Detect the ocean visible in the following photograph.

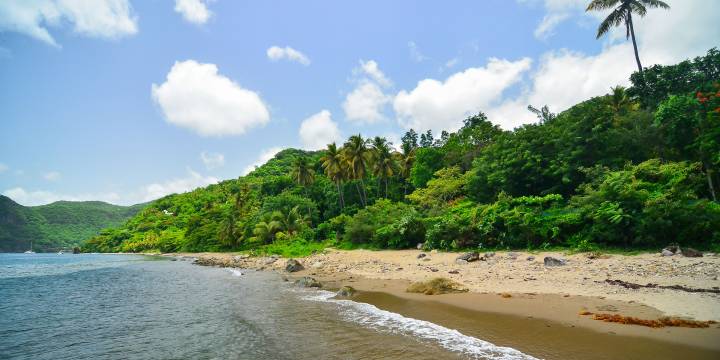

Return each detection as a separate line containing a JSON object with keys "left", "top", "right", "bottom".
{"left": 0, "top": 254, "right": 534, "bottom": 360}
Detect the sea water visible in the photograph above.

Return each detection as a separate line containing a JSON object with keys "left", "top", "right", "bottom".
{"left": 0, "top": 253, "right": 535, "bottom": 360}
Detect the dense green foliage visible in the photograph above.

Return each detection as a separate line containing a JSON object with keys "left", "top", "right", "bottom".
{"left": 0, "top": 196, "right": 144, "bottom": 252}
{"left": 83, "top": 49, "right": 720, "bottom": 254}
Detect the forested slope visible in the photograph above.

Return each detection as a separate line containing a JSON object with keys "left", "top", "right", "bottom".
{"left": 83, "top": 49, "right": 720, "bottom": 255}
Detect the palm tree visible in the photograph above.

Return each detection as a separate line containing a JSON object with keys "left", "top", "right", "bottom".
{"left": 253, "top": 216, "right": 281, "bottom": 244}
{"left": 608, "top": 85, "right": 634, "bottom": 114}
{"left": 320, "top": 143, "right": 346, "bottom": 210}
{"left": 527, "top": 105, "right": 556, "bottom": 123}
{"left": 586, "top": 0, "right": 669, "bottom": 75}
{"left": 370, "top": 136, "right": 396, "bottom": 198}
{"left": 290, "top": 155, "right": 315, "bottom": 222}
{"left": 396, "top": 142, "right": 415, "bottom": 196}
{"left": 343, "top": 134, "right": 371, "bottom": 206}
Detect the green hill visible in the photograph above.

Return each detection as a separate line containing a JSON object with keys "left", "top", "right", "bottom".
{"left": 0, "top": 196, "right": 145, "bottom": 252}
{"left": 83, "top": 50, "right": 720, "bottom": 255}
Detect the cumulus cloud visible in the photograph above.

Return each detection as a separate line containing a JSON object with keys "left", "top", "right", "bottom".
{"left": 490, "top": 0, "right": 720, "bottom": 128}
{"left": 2, "top": 187, "right": 121, "bottom": 206}
{"left": 0, "top": 0, "right": 138, "bottom": 47}
{"left": 151, "top": 60, "right": 270, "bottom": 137}
{"left": 393, "top": 57, "right": 533, "bottom": 133}
{"left": 200, "top": 151, "right": 224, "bottom": 169}
{"left": 266, "top": 46, "right": 311, "bottom": 66}
{"left": 343, "top": 60, "right": 393, "bottom": 124}
{"left": 174, "top": 0, "right": 212, "bottom": 24}
{"left": 141, "top": 169, "right": 218, "bottom": 202}
{"left": 242, "top": 147, "right": 285, "bottom": 175}
{"left": 43, "top": 171, "right": 61, "bottom": 181}
{"left": 299, "top": 110, "right": 342, "bottom": 150}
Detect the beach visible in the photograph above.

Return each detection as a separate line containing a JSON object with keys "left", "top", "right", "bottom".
{"left": 178, "top": 249, "right": 720, "bottom": 358}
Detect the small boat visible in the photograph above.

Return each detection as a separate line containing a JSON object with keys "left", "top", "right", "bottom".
{"left": 24, "top": 240, "right": 35, "bottom": 254}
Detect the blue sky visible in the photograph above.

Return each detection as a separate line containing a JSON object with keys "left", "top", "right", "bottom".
{"left": 1, "top": 0, "right": 718, "bottom": 206}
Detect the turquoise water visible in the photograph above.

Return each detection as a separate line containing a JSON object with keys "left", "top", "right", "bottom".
{"left": 0, "top": 254, "right": 534, "bottom": 360}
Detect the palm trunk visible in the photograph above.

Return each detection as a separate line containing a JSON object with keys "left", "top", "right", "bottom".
{"left": 355, "top": 181, "right": 365, "bottom": 206}
{"left": 385, "top": 178, "right": 389, "bottom": 198}
{"left": 359, "top": 179, "right": 368, "bottom": 205}
{"left": 628, "top": 12, "right": 643, "bottom": 75}
{"left": 706, "top": 167, "right": 717, "bottom": 202}
{"left": 336, "top": 181, "right": 345, "bottom": 210}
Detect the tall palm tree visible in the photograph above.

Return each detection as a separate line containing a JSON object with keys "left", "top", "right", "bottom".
{"left": 343, "top": 134, "right": 371, "bottom": 206}
{"left": 586, "top": 0, "right": 669, "bottom": 75}
{"left": 290, "top": 155, "right": 315, "bottom": 221}
{"left": 320, "top": 143, "right": 346, "bottom": 210}
{"left": 608, "top": 85, "right": 635, "bottom": 115}
{"left": 370, "top": 136, "right": 396, "bottom": 198}
{"left": 396, "top": 142, "right": 415, "bottom": 196}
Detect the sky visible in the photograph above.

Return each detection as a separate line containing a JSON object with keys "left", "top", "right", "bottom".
{"left": 0, "top": 0, "right": 718, "bottom": 206}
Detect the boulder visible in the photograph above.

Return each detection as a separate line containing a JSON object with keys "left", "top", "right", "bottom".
{"left": 526, "top": 256, "right": 535, "bottom": 261}
{"left": 311, "top": 261, "right": 325, "bottom": 269}
{"left": 662, "top": 245, "right": 681, "bottom": 255}
{"left": 285, "top": 259, "right": 304, "bottom": 272}
{"left": 457, "top": 252, "right": 480, "bottom": 262}
{"left": 681, "top": 248, "right": 703, "bottom": 257}
{"left": 661, "top": 249, "right": 675, "bottom": 257}
{"left": 543, "top": 256, "right": 566, "bottom": 267}
{"left": 295, "top": 276, "right": 321, "bottom": 288}
{"left": 337, "top": 286, "right": 356, "bottom": 297}
{"left": 417, "top": 253, "right": 427, "bottom": 259}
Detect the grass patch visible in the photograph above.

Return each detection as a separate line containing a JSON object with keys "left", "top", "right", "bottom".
{"left": 251, "top": 239, "right": 328, "bottom": 258}
{"left": 406, "top": 278, "right": 469, "bottom": 295}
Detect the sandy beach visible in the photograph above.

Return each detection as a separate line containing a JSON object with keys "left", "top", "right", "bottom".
{"left": 172, "top": 249, "right": 720, "bottom": 356}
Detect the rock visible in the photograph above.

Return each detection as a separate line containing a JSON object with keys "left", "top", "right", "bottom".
{"left": 311, "top": 261, "right": 325, "bottom": 269}
{"left": 484, "top": 252, "right": 496, "bottom": 258}
{"left": 264, "top": 257, "right": 278, "bottom": 265}
{"left": 233, "top": 254, "right": 250, "bottom": 261}
{"left": 448, "top": 269, "right": 460, "bottom": 274}
{"left": 416, "top": 243, "right": 424, "bottom": 250}
{"left": 681, "top": 248, "right": 703, "bottom": 257}
{"left": 295, "top": 276, "right": 321, "bottom": 288}
{"left": 526, "top": 256, "right": 535, "bottom": 261}
{"left": 422, "top": 257, "right": 431, "bottom": 262}
{"left": 507, "top": 252, "right": 518, "bottom": 260}
{"left": 417, "top": 253, "right": 427, "bottom": 259}
{"left": 543, "top": 256, "right": 566, "bottom": 267}
{"left": 455, "top": 259, "right": 468, "bottom": 265}
{"left": 457, "top": 252, "right": 480, "bottom": 262}
{"left": 285, "top": 259, "right": 304, "bottom": 272}
{"left": 337, "top": 286, "right": 356, "bottom": 297}
{"left": 661, "top": 249, "right": 675, "bottom": 257}
{"left": 430, "top": 268, "right": 439, "bottom": 272}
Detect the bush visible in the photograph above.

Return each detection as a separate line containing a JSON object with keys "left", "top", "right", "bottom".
{"left": 343, "top": 199, "right": 424, "bottom": 248}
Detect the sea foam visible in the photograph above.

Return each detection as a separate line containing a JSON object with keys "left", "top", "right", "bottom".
{"left": 225, "top": 268, "right": 243, "bottom": 277}
{"left": 300, "top": 290, "right": 539, "bottom": 360}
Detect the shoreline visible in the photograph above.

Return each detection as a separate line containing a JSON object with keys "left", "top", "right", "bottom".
{"left": 161, "top": 249, "right": 720, "bottom": 354}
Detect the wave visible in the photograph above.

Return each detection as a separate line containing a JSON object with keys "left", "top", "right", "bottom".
{"left": 225, "top": 268, "right": 243, "bottom": 277}
{"left": 300, "top": 290, "right": 538, "bottom": 360}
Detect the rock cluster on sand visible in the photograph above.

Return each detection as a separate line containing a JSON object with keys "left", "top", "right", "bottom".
{"left": 456, "top": 252, "right": 479, "bottom": 262}
{"left": 661, "top": 245, "right": 703, "bottom": 258}
{"left": 337, "top": 286, "right": 356, "bottom": 297}
{"left": 285, "top": 259, "right": 304, "bottom": 272}
{"left": 544, "top": 256, "right": 567, "bottom": 266}
{"left": 407, "top": 277, "right": 469, "bottom": 295}
{"left": 295, "top": 276, "right": 321, "bottom": 288}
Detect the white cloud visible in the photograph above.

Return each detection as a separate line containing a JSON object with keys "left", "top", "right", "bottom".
{"left": 355, "top": 59, "right": 391, "bottom": 87}
{"left": 408, "top": 41, "right": 427, "bottom": 62}
{"left": 343, "top": 60, "right": 393, "bottom": 124}
{"left": 343, "top": 82, "right": 391, "bottom": 124}
{"left": 266, "top": 46, "right": 311, "bottom": 66}
{"left": 490, "top": 0, "right": 720, "bottom": 129}
{"left": 2, "top": 187, "right": 121, "bottom": 206}
{"left": 174, "top": 0, "right": 212, "bottom": 24}
{"left": 0, "top": 163, "right": 7, "bottom": 173}
{"left": 444, "top": 57, "right": 459, "bottom": 69}
{"left": 534, "top": 13, "right": 570, "bottom": 39}
{"left": 151, "top": 60, "right": 270, "bottom": 137}
{"left": 393, "top": 57, "right": 533, "bottom": 133}
{"left": 200, "top": 151, "right": 224, "bottom": 170}
{"left": 299, "top": 110, "right": 342, "bottom": 150}
{"left": 0, "top": 0, "right": 138, "bottom": 47}
{"left": 141, "top": 168, "right": 218, "bottom": 202}
{"left": 43, "top": 171, "right": 61, "bottom": 181}
{"left": 518, "top": 0, "right": 589, "bottom": 40}
{"left": 242, "top": 147, "right": 285, "bottom": 175}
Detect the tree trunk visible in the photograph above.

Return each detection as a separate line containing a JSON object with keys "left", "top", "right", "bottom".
{"left": 628, "top": 12, "right": 643, "bottom": 75}
{"left": 707, "top": 167, "right": 717, "bottom": 202}
{"left": 359, "top": 179, "right": 368, "bottom": 205}
{"left": 336, "top": 181, "right": 345, "bottom": 210}
{"left": 385, "top": 178, "right": 389, "bottom": 198}
{"left": 304, "top": 187, "right": 312, "bottom": 226}
{"left": 355, "top": 182, "right": 365, "bottom": 207}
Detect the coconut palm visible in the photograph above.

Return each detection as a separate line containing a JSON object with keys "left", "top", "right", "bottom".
{"left": 320, "top": 143, "right": 346, "bottom": 210}
{"left": 527, "top": 105, "right": 556, "bottom": 123}
{"left": 370, "top": 136, "right": 397, "bottom": 198}
{"left": 253, "top": 216, "right": 281, "bottom": 244}
{"left": 608, "top": 85, "right": 635, "bottom": 114}
{"left": 396, "top": 142, "right": 415, "bottom": 196}
{"left": 290, "top": 155, "right": 315, "bottom": 222}
{"left": 586, "top": 0, "right": 669, "bottom": 75}
{"left": 343, "top": 134, "right": 371, "bottom": 206}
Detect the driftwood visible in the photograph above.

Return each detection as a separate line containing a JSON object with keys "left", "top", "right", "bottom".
{"left": 604, "top": 279, "right": 720, "bottom": 294}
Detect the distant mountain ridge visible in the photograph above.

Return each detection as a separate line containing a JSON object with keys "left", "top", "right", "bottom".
{"left": 0, "top": 195, "right": 145, "bottom": 252}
